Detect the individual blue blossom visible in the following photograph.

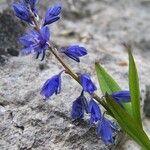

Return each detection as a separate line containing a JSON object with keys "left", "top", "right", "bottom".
{"left": 111, "top": 90, "right": 131, "bottom": 103}
{"left": 97, "top": 117, "right": 115, "bottom": 144}
{"left": 12, "top": 2, "right": 31, "bottom": 23}
{"left": 22, "top": 0, "right": 39, "bottom": 17}
{"left": 61, "top": 45, "right": 87, "bottom": 62}
{"left": 40, "top": 71, "right": 63, "bottom": 99}
{"left": 22, "top": 0, "right": 38, "bottom": 9}
{"left": 71, "top": 91, "right": 89, "bottom": 120}
{"left": 12, "top": 0, "right": 38, "bottom": 23}
{"left": 89, "top": 99, "right": 101, "bottom": 123}
{"left": 20, "top": 26, "right": 50, "bottom": 60}
{"left": 80, "top": 74, "right": 97, "bottom": 94}
{"left": 44, "top": 4, "right": 62, "bottom": 26}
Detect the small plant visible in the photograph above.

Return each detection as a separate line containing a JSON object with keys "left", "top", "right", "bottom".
{"left": 12, "top": 0, "right": 150, "bottom": 149}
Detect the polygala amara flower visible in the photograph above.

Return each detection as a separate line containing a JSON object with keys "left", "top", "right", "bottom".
{"left": 12, "top": 0, "right": 129, "bottom": 147}
{"left": 89, "top": 99, "right": 101, "bottom": 123}
{"left": 61, "top": 45, "right": 87, "bottom": 62}
{"left": 97, "top": 117, "right": 115, "bottom": 144}
{"left": 12, "top": 3, "right": 31, "bottom": 23}
{"left": 12, "top": 0, "right": 38, "bottom": 23}
{"left": 44, "top": 4, "right": 62, "bottom": 26}
{"left": 71, "top": 91, "right": 89, "bottom": 120}
{"left": 20, "top": 26, "right": 50, "bottom": 60}
{"left": 80, "top": 74, "right": 97, "bottom": 94}
{"left": 23, "top": 0, "right": 39, "bottom": 16}
{"left": 111, "top": 90, "right": 131, "bottom": 103}
{"left": 40, "top": 71, "right": 63, "bottom": 99}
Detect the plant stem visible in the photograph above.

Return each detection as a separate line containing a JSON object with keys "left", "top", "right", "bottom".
{"left": 48, "top": 44, "right": 110, "bottom": 111}
{"left": 31, "top": 15, "right": 112, "bottom": 113}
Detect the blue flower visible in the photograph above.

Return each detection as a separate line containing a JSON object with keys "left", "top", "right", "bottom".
{"left": 97, "top": 117, "right": 115, "bottom": 144}
{"left": 71, "top": 91, "right": 89, "bottom": 120}
{"left": 28, "top": 0, "right": 38, "bottom": 7}
{"left": 80, "top": 74, "right": 97, "bottom": 94}
{"left": 20, "top": 26, "right": 50, "bottom": 60}
{"left": 12, "top": 0, "right": 39, "bottom": 23}
{"left": 61, "top": 45, "right": 87, "bottom": 62}
{"left": 12, "top": 3, "right": 31, "bottom": 23}
{"left": 40, "top": 71, "right": 63, "bottom": 99}
{"left": 23, "top": 0, "right": 38, "bottom": 17}
{"left": 44, "top": 4, "right": 62, "bottom": 26}
{"left": 89, "top": 99, "right": 101, "bottom": 123}
{"left": 111, "top": 90, "right": 131, "bottom": 103}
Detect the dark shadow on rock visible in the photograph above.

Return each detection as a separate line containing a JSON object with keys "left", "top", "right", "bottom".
{"left": 0, "top": 8, "right": 26, "bottom": 65}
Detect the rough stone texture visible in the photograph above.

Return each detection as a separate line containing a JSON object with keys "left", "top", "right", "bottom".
{"left": 1, "top": 0, "right": 150, "bottom": 150}
{"left": 0, "top": 9, "right": 25, "bottom": 65}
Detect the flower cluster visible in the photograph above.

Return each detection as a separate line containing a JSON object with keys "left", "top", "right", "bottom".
{"left": 12, "top": 0, "right": 131, "bottom": 145}
{"left": 71, "top": 90, "right": 130, "bottom": 144}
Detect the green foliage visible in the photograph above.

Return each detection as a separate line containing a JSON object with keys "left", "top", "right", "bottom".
{"left": 128, "top": 46, "right": 142, "bottom": 127}
{"left": 95, "top": 63, "right": 120, "bottom": 94}
{"left": 105, "top": 95, "right": 150, "bottom": 149}
{"left": 95, "top": 48, "right": 150, "bottom": 149}
{"left": 95, "top": 63, "right": 132, "bottom": 114}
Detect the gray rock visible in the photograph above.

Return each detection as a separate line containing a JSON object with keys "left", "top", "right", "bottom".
{"left": 0, "top": 55, "right": 122, "bottom": 150}
{"left": 0, "top": 9, "right": 26, "bottom": 65}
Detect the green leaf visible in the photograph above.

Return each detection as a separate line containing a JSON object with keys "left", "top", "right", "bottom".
{"left": 95, "top": 63, "right": 121, "bottom": 94}
{"left": 95, "top": 63, "right": 132, "bottom": 114}
{"left": 128, "top": 47, "right": 142, "bottom": 127}
{"left": 105, "top": 95, "right": 150, "bottom": 149}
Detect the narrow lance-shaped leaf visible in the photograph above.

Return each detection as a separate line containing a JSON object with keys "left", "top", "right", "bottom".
{"left": 105, "top": 95, "right": 150, "bottom": 149}
{"left": 95, "top": 63, "right": 132, "bottom": 114}
{"left": 128, "top": 46, "right": 142, "bottom": 128}
{"left": 95, "top": 63, "right": 120, "bottom": 94}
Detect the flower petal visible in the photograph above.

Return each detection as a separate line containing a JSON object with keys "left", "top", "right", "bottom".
{"left": 40, "top": 26, "right": 50, "bottom": 42}
{"left": 64, "top": 52, "right": 80, "bottom": 62}
{"left": 12, "top": 3, "right": 31, "bottom": 23}
{"left": 40, "top": 72, "right": 62, "bottom": 98}
{"left": 71, "top": 91, "right": 89, "bottom": 120}
{"left": 61, "top": 45, "right": 87, "bottom": 62}
{"left": 21, "top": 47, "right": 33, "bottom": 55}
{"left": 89, "top": 99, "right": 101, "bottom": 123}
{"left": 67, "top": 45, "right": 87, "bottom": 56}
{"left": 97, "top": 117, "right": 114, "bottom": 144}
{"left": 71, "top": 97, "right": 84, "bottom": 120}
{"left": 80, "top": 74, "right": 97, "bottom": 94}
{"left": 44, "top": 4, "right": 62, "bottom": 25}
{"left": 111, "top": 90, "right": 131, "bottom": 103}
{"left": 19, "top": 35, "right": 34, "bottom": 47}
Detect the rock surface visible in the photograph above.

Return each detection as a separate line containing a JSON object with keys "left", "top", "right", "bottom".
{"left": 1, "top": 0, "right": 150, "bottom": 150}
{"left": 0, "top": 9, "right": 25, "bottom": 65}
